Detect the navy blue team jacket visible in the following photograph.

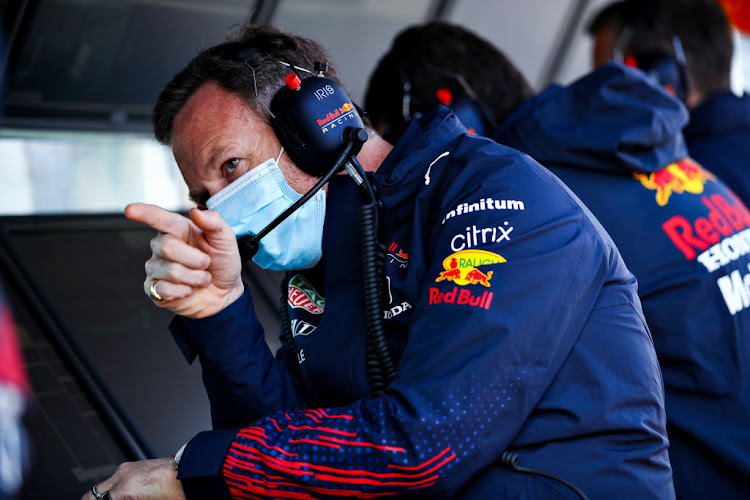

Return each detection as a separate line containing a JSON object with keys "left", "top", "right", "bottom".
{"left": 495, "top": 62, "right": 750, "bottom": 499}
{"left": 169, "top": 106, "right": 674, "bottom": 499}
{"left": 683, "top": 90, "right": 750, "bottom": 205}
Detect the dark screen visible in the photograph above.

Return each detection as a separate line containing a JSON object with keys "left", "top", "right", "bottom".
{"left": 0, "top": 213, "right": 282, "bottom": 499}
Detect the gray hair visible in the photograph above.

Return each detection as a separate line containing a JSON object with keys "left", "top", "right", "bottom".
{"left": 152, "top": 24, "right": 342, "bottom": 145}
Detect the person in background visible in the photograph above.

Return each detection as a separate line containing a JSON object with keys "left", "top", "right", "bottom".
{"left": 657, "top": 0, "right": 749, "bottom": 204}
{"left": 82, "top": 23, "right": 673, "bottom": 499}
{"left": 0, "top": 26, "right": 31, "bottom": 500}
{"left": 588, "top": 0, "right": 750, "bottom": 204}
{"left": 586, "top": 0, "right": 629, "bottom": 68}
{"left": 365, "top": 19, "right": 750, "bottom": 500}
{"left": 0, "top": 285, "right": 30, "bottom": 500}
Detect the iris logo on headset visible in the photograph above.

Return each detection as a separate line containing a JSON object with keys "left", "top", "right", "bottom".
{"left": 204, "top": 43, "right": 368, "bottom": 269}
{"left": 399, "top": 63, "right": 496, "bottom": 137}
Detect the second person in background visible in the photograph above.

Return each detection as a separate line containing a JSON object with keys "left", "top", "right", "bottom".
{"left": 365, "top": 18, "right": 750, "bottom": 499}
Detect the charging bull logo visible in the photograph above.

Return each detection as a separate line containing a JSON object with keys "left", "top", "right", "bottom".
{"left": 633, "top": 158, "right": 715, "bottom": 206}
{"left": 387, "top": 242, "right": 409, "bottom": 268}
{"left": 435, "top": 249, "right": 506, "bottom": 287}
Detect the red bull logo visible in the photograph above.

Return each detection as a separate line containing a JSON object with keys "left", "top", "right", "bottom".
{"left": 663, "top": 192, "right": 750, "bottom": 261}
{"left": 317, "top": 103, "right": 356, "bottom": 127}
{"left": 435, "top": 249, "right": 505, "bottom": 287}
{"left": 429, "top": 287, "right": 494, "bottom": 309}
{"left": 387, "top": 242, "right": 409, "bottom": 268}
{"left": 633, "top": 158, "right": 715, "bottom": 206}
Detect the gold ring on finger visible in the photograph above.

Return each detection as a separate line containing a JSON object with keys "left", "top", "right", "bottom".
{"left": 149, "top": 281, "right": 163, "bottom": 302}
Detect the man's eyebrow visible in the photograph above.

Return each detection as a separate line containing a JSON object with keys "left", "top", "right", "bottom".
{"left": 207, "top": 145, "right": 235, "bottom": 168}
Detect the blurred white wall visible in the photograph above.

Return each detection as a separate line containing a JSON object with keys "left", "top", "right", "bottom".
{"left": 450, "top": 0, "right": 579, "bottom": 90}
{"left": 2, "top": 0, "right": 749, "bottom": 216}
{"left": 274, "top": 0, "right": 433, "bottom": 102}
{"left": 0, "top": 130, "right": 192, "bottom": 215}
{"left": 734, "top": 32, "right": 750, "bottom": 94}
{"left": 273, "top": 0, "right": 607, "bottom": 100}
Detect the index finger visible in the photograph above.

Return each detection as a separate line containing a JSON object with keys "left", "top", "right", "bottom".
{"left": 125, "top": 203, "right": 190, "bottom": 239}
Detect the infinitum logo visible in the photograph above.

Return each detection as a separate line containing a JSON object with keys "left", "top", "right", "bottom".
{"left": 441, "top": 198, "right": 525, "bottom": 224}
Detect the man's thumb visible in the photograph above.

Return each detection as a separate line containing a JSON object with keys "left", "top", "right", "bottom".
{"left": 189, "top": 209, "right": 237, "bottom": 248}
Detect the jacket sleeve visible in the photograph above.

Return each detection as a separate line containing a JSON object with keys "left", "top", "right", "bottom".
{"left": 170, "top": 282, "right": 308, "bottom": 429}
{"left": 176, "top": 154, "right": 617, "bottom": 499}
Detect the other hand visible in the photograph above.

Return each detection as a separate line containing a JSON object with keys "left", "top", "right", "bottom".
{"left": 82, "top": 458, "right": 185, "bottom": 500}
{"left": 125, "top": 203, "right": 244, "bottom": 318}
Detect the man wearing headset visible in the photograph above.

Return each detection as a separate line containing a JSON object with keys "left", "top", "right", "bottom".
{"left": 586, "top": 0, "right": 629, "bottom": 69}
{"left": 365, "top": 19, "right": 750, "bottom": 500}
{"left": 654, "top": 0, "right": 750, "bottom": 205}
{"left": 0, "top": 30, "right": 31, "bottom": 500}
{"left": 83, "top": 23, "right": 674, "bottom": 499}
{"left": 588, "top": 0, "right": 750, "bottom": 205}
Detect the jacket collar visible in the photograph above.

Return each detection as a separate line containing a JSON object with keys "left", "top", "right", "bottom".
{"left": 374, "top": 107, "right": 467, "bottom": 208}
{"left": 494, "top": 62, "right": 689, "bottom": 174}
{"left": 684, "top": 91, "right": 750, "bottom": 141}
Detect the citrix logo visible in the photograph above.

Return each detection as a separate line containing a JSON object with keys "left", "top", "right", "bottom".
{"left": 451, "top": 223, "right": 513, "bottom": 252}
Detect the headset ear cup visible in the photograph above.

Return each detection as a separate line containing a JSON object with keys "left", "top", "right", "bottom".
{"left": 445, "top": 92, "right": 491, "bottom": 137}
{"left": 271, "top": 118, "right": 305, "bottom": 150}
{"left": 624, "top": 55, "right": 639, "bottom": 68}
{"left": 616, "top": 29, "right": 690, "bottom": 104}
{"left": 631, "top": 51, "right": 688, "bottom": 103}
{"left": 270, "top": 75, "right": 365, "bottom": 177}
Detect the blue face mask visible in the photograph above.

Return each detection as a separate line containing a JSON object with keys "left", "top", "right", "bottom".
{"left": 206, "top": 150, "right": 326, "bottom": 271}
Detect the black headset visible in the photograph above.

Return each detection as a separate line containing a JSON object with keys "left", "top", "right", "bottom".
{"left": 399, "top": 62, "right": 496, "bottom": 137}
{"left": 611, "top": 2, "right": 691, "bottom": 103}
{"left": 219, "top": 42, "right": 366, "bottom": 177}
